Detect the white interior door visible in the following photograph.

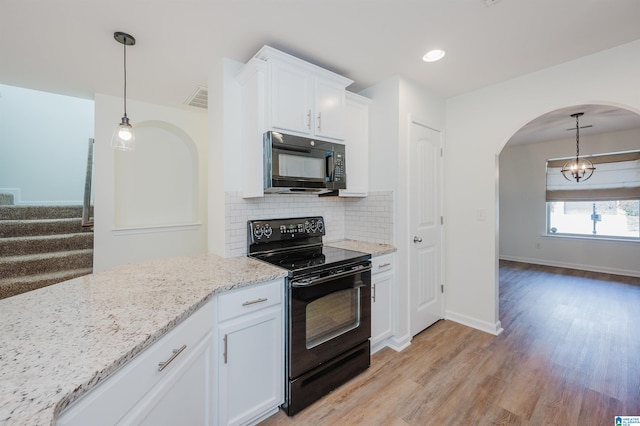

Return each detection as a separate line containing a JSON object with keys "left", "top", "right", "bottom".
{"left": 409, "top": 118, "right": 443, "bottom": 337}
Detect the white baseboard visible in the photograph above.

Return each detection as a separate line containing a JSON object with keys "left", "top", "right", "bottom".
{"left": 387, "top": 334, "right": 412, "bottom": 352}
{"left": 499, "top": 255, "right": 640, "bottom": 278}
{"left": 445, "top": 310, "right": 503, "bottom": 336}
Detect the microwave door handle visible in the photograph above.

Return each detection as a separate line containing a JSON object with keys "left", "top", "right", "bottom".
{"left": 326, "top": 152, "right": 334, "bottom": 182}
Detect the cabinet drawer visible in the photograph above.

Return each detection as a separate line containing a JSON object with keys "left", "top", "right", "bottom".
{"left": 372, "top": 254, "right": 394, "bottom": 275}
{"left": 218, "top": 279, "right": 283, "bottom": 322}
{"left": 57, "top": 302, "right": 214, "bottom": 426}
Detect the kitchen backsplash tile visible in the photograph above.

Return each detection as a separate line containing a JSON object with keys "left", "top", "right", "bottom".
{"left": 224, "top": 191, "right": 393, "bottom": 257}
{"left": 344, "top": 191, "right": 394, "bottom": 244}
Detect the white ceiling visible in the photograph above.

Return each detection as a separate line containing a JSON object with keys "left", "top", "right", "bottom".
{"left": 2, "top": 0, "right": 640, "bottom": 142}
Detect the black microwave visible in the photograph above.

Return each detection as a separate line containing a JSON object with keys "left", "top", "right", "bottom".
{"left": 263, "top": 131, "right": 346, "bottom": 194}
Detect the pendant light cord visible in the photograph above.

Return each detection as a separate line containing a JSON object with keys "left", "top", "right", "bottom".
{"left": 123, "top": 41, "right": 128, "bottom": 118}
{"left": 575, "top": 113, "right": 580, "bottom": 160}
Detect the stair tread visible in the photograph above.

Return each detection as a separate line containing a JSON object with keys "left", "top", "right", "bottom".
{"left": 1, "top": 233, "right": 93, "bottom": 242}
{"left": 0, "top": 249, "right": 94, "bottom": 264}
{"left": 0, "top": 268, "right": 93, "bottom": 286}
{"left": 0, "top": 205, "right": 85, "bottom": 220}
{"left": 1, "top": 217, "right": 81, "bottom": 224}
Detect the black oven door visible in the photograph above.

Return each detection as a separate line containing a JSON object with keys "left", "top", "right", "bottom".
{"left": 288, "top": 264, "right": 371, "bottom": 379}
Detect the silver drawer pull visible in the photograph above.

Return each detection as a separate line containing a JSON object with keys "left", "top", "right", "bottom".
{"left": 158, "top": 345, "right": 187, "bottom": 372}
{"left": 242, "top": 297, "right": 268, "bottom": 306}
{"left": 378, "top": 263, "right": 391, "bottom": 268}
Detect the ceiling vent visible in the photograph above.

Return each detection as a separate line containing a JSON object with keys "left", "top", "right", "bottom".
{"left": 185, "top": 85, "right": 208, "bottom": 109}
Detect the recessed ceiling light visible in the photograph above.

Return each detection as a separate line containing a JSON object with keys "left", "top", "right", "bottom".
{"left": 423, "top": 49, "right": 446, "bottom": 62}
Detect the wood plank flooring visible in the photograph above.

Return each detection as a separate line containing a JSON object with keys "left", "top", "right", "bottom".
{"left": 260, "top": 261, "right": 640, "bottom": 425}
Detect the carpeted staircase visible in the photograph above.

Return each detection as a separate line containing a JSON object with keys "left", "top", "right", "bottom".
{"left": 0, "top": 201, "right": 93, "bottom": 299}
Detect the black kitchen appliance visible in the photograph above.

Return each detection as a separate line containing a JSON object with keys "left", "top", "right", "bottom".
{"left": 248, "top": 216, "right": 371, "bottom": 415}
{"left": 263, "top": 131, "right": 347, "bottom": 194}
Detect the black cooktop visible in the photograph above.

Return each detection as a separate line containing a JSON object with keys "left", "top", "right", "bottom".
{"left": 251, "top": 245, "right": 370, "bottom": 277}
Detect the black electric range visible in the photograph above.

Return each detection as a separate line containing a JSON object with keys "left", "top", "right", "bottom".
{"left": 247, "top": 216, "right": 372, "bottom": 416}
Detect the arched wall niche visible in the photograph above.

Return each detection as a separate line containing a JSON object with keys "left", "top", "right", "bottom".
{"left": 114, "top": 120, "right": 199, "bottom": 229}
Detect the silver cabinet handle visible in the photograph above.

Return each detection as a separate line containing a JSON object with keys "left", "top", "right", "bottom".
{"left": 378, "top": 263, "right": 391, "bottom": 268}
{"left": 223, "top": 335, "right": 228, "bottom": 364}
{"left": 158, "top": 344, "right": 187, "bottom": 371}
{"left": 307, "top": 110, "right": 312, "bottom": 129}
{"left": 372, "top": 283, "right": 376, "bottom": 303}
{"left": 317, "top": 111, "right": 322, "bottom": 132}
{"left": 242, "top": 297, "right": 267, "bottom": 306}
{"left": 413, "top": 236, "right": 423, "bottom": 243}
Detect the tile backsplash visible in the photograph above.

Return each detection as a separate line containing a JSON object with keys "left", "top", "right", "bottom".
{"left": 224, "top": 190, "right": 393, "bottom": 257}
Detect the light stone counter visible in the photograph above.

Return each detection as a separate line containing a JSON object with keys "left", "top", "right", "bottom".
{"left": 326, "top": 239, "right": 396, "bottom": 257}
{"left": 0, "top": 253, "right": 287, "bottom": 426}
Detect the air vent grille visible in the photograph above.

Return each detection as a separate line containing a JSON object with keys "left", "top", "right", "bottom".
{"left": 185, "top": 86, "right": 208, "bottom": 109}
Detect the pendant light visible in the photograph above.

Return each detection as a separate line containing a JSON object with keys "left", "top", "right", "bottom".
{"left": 111, "top": 32, "right": 136, "bottom": 151}
{"left": 561, "top": 112, "right": 595, "bottom": 182}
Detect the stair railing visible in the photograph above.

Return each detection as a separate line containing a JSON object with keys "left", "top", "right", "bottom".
{"left": 82, "top": 138, "right": 94, "bottom": 228}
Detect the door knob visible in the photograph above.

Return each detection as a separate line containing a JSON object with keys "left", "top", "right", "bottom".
{"left": 413, "top": 236, "right": 423, "bottom": 243}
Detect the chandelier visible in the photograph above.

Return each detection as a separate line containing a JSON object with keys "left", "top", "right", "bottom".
{"left": 561, "top": 112, "right": 595, "bottom": 182}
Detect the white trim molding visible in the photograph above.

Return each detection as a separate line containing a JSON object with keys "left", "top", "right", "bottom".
{"left": 445, "top": 310, "right": 504, "bottom": 336}
{"left": 499, "top": 255, "right": 640, "bottom": 278}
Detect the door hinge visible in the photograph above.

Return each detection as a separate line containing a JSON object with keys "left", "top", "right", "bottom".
{"left": 440, "top": 216, "right": 444, "bottom": 225}
{"left": 441, "top": 284, "right": 444, "bottom": 293}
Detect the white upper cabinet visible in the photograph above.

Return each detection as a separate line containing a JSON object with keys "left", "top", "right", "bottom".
{"left": 254, "top": 46, "right": 353, "bottom": 142}
{"left": 237, "top": 46, "right": 355, "bottom": 197}
{"left": 312, "top": 77, "right": 347, "bottom": 140}
{"left": 270, "top": 59, "right": 313, "bottom": 136}
{"left": 339, "top": 92, "right": 370, "bottom": 197}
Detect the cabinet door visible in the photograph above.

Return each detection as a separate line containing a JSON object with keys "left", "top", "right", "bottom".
{"left": 122, "top": 333, "right": 214, "bottom": 426}
{"left": 371, "top": 271, "right": 393, "bottom": 350}
{"left": 218, "top": 307, "right": 283, "bottom": 426}
{"left": 270, "top": 59, "right": 312, "bottom": 135}
{"left": 340, "top": 93, "right": 369, "bottom": 197}
{"left": 314, "top": 78, "right": 346, "bottom": 140}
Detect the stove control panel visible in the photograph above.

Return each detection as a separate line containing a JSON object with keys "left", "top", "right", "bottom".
{"left": 248, "top": 216, "right": 325, "bottom": 244}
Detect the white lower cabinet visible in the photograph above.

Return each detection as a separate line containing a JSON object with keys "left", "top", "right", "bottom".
{"left": 371, "top": 254, "right": 395, "bottom": 353}
{"left": 216, "top": 279, "right": 284, "bottom": 426}
{"left": 56, "top": 301, "right": 216, "bottom": 426}
{"left": 56, "top": 278, "right": 285, "bottom": 426}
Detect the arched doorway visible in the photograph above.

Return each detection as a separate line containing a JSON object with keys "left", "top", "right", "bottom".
{"left": 497, "top": 103, "right": 640, "bottom": 326}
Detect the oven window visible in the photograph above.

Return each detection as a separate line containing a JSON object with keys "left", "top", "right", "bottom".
{"left": 278, "top": 153, "right": 325, "bottom": 179}
{"left": 306, "top": 288, "right": 360, "bottom": 348}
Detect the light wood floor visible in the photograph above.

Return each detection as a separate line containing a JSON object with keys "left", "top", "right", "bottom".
{"left": 260, "top": 261, "right": 640, "bottom": 425}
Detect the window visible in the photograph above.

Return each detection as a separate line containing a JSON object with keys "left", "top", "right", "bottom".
{"left": 546, "top": 151, "right": 640, "bottom": 239}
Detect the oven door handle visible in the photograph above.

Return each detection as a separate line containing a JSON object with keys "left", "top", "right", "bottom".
{"left": 291, "top": 264, "right": 372, "bottom": 288}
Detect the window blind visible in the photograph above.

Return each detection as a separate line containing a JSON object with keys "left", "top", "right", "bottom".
{"left": 546, "top": 151, "right": 640, "bottom": 201}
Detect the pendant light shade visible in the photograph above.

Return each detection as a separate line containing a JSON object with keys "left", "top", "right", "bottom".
{"left": 560, "top": 112, "right": 595, "bottom": 182}
{"left": 111, "top": 32, "right": 136, "bottom": 151}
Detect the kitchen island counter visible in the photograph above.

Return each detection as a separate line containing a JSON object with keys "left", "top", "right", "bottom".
{"left": 0, "top": 254, "right": 287, "bottom": 426}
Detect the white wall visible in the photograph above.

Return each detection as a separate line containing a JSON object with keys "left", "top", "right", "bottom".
{"left": 500, "top": 127, "right": 640, "bottom": 277}
{"left": 445, "top": 39, "right": 640, "bottom": 332}
{"left": 0, "top": 84, "right": 94, "bottom": 204}
{"left": 93, "top": 94, "right": 208, "bottom": 271}
{"left": 362, "top": 76, "right": 446, "bottom": 347}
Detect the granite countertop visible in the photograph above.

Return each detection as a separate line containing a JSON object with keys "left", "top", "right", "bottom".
{"left": 326, "top": 239, "right": 396, "bottom": 257}
{"left": 0, "top": 253, "right": 287, "bottom": 426}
